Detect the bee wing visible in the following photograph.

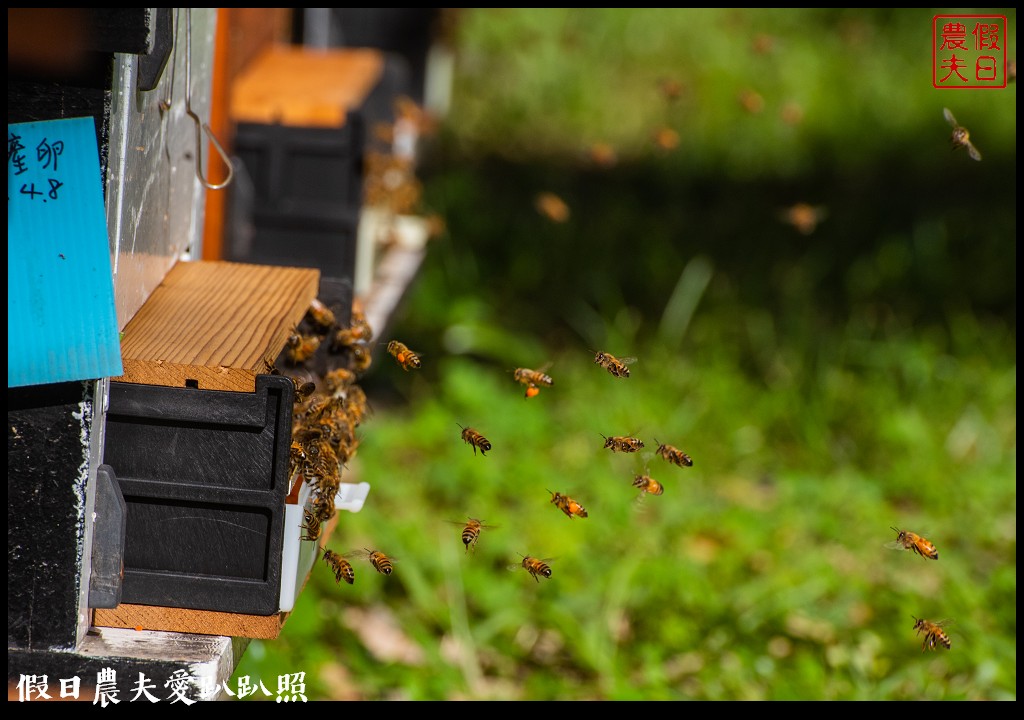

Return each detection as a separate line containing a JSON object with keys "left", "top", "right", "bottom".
{"left": 967, "top": 143, "right": 982, "bottom": 161}
{"left": 633, "top": 491, "right": 652, "bottom": 513}
{"left": 619, "top": 357, "right": 638, "bottom": 365}
{"left": 943, "top": 107, "right": 957, "bottom": 126}
{"left": 883, "top": 540, "right": 904, "bottom": 550}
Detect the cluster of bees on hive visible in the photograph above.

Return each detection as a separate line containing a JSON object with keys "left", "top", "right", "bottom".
{"left": 264, "top": 297, "right": 394, "bottom": 585}
{"left": 273, "top": 96, "right": 444, "bottom": 584}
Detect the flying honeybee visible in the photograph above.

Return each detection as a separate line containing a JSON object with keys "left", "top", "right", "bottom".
{"left": 588, "top": 141, "right": 618, "bottom": 168}
{"left": 601, "top": 434, "right": 645, "bottom": 453}
{"left": 285, "top": 331, "right": 321, "bottom": 365}
{"left": 593, "top": 351, "right": 636, "bottom": 378}
{"left": 355, "top": 548, "right": 394, "bottom": 575}
{"left": 549, "top": 490, "right": 588, "bottom": 519}
{"left": 447, "top": 517, "right": 498, "bottom": 553}
{"left": 387, "top": 340, "right": 422, "bottom": 371}
{"left": 886, "top": 527, "right": 938, "bottom": 560}
{"left": 513, "top": 365, "right": 553, "bottom": 398}
{"left": 943, "top": 107, "right": 982, "bottom": 161}
{"left": 654, "top": 439, "right": 693, "bottom": 467}
{"left": 534, "top": 192, "right": 570, "bottom": 223}
{"left": 306, "top": 298, "right": 337, "bottom": 332}
{"left": 652, "top": 126, "right": 680, "bottom": 151}
{"left": 779, "top": 202, "right": 828, "bottom": 235}
{"left": 322, "top": 547, "right": 355, "bottom": 585}
{"left": 517, "top": 555, "right": 554, "bottom": 583}
{"left": 632, "top": 472, "right": 664, "bottom": 497}
{"left": 912, "top": 616, "right": 952, "bottom": 652}
{"left": 738, "top": 88, "right": 765, "bottom": 114}
{"left": 457, "top": 424, "right": 491, "bottom": 456}
{"left": 658, "top": 76, "right": 684, "bottom": 102}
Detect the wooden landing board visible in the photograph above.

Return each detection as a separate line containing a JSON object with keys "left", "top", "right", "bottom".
{"left": 113, "top": 260, "right": 320, "bottom": 392}
{"left": 92, "top": 605, "right": 287, "bottom": 641}
{"left": 230, "top": 45, "right": 384, "bottom": 128}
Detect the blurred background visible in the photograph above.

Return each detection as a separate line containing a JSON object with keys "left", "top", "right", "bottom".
{"left": 233, "top": 8, "right": 1016, "bottom": 700}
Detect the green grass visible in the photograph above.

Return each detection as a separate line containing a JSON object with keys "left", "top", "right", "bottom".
{"left": 233, "top": 308, "right": 1015, "bottom": 700}
{"left": 232, "top": 9, "right": 1015, "bottom": 701}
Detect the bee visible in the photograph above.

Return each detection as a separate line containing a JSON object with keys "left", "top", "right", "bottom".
{"left": 943, "top": 107, "right": 981, "bottom": 161}
{"left": 448, "top": 517, "right": 498, "bottom": 553}
{"left": 350, "top": 341, "right": 373, "bottom": 374}
{"left": 632, "top": 472, "right": 665, "bottom": 497}
{"left": 342, "top": 384, "right": 371, "bottom": 426}
{"left": 912, "top": 616, "right": 952, "bottom": 652}
{"left": 779, "top": 202, "right": 827, "bottom": 236}
{"left": 738, "top": 88, "right": 765, "bottom": 114}
{"left": 356, "top": 548, "right": 394, "bottom": 576}
{"left": 295, "top": 428, "right": 341, "bottom": 490}
{"left": 654, "top": 439, "right": 693, "bottom": 467}
{"left": 330, "top": 309, "right": 374, "bottom": 351}
{"left": 517, "top": 555, "right": 554, "bottom": 583}
{"left": 284, "top": 331, "right": 321, "bottom": 365}
{"left": 513, "top": 365, "right": 554, "bottom": 398}
{"left": 322, "top": 547, "right": 355, "bottom": 585}
{"left": 534, "top": 192, "right": 570, "bottom": 223}
{"left": 658, "top": 76, "right": 684, "bottom": 102}
{"left": 311, "top": 489, "right": 336, "bottom": 525}
{"left": 652, "top": 126, "right": 680, "bottom": 151}
{"left": 593, "top": 351, "right": 636, "bottom": 379}
{"left": 886, "top": 527, "right": 938, "bottom": 560}
{"left": 588, "top": 142, "right": 617, "bottom": 168}
{"left": 601, "top": 434, "right": 645, "bottom": 453}
{"left": 306, "top": 298, "right": 337, "bottom": 332}
{"left": 457, "top": 424, "right": 492, "bottom": 456}
{"left": 387, "top": 340, "right": 422, "bottom": 371}
{"left": 262, "top": 358, "right": 316, "bottom": 402}
{"left": 288, "top": 438, "right": 309, "bottom": 479}
{"left": 323, "top": 367, "right": 358, "bottom": 394}
{"left": 300, "top": 508, "right": 322, "bottom": 542}
{"left": 549, "top": 490, "right": 588, "bottom": 519}
{"left": 292, "top": 380, "right": 317, "bottom": 403}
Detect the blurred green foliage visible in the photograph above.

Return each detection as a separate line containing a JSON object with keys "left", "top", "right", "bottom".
{"left": 233, "top": 9, "right": 1015, "bottom": 700}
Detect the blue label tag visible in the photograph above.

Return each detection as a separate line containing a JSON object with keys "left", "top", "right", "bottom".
{"left": 8, "top": 116, "right": 123, "bottom": 387}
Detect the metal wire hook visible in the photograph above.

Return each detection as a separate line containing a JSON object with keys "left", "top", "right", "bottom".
{"left": 184, "top": 8, "right": 233, "bottom": 191}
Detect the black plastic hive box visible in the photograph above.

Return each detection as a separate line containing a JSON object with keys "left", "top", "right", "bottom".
{"left": 102, "top": 374, "right": 294, "bottom": 615}
{"left": 226, "top": 116, "right": 365, "bottom": 281}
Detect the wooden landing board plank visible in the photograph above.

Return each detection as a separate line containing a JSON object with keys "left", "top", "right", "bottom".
{"left": 230, "top": 45, "right": 384, "bottom": 128}
{"left": 93, "top": 604, "right": 287, "bottom": 640}
{"left": 114, "top": 260, "right": 320, "bottom": 392}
